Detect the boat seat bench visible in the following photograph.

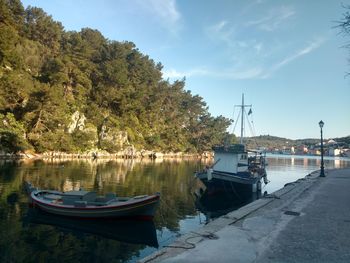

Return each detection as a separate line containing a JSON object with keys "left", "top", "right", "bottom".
{"left": 43, "top": 194, "right": 62, "bottom": 201}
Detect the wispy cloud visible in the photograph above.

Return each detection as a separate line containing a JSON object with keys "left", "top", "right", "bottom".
{"left": 163, "top": 68, "right": 210, "bottom": 79}
{"left": 149, "top": 0, "right": 180, "bottom": 24}
{"left": 200, "top": 2, "right": 327, "bottom": 80}
{"left": 210, "top": 20, "right": 228, "bottom": 33}
{"left": 263, "top": 38, "right": 326, "bottom": 78}
{"left": 245, "top": 6, "right": 295, "bottom": 31}
{"left": 224, "top": 68, "right": 264, "bottom": 79}
{"left": 146, "top": 0, "right": 181, "bottom": 34}
{"left": 205, "top": 20, "right": 235, "bottom": 45}
{"left": 206, "top": 6, "right": 295, "bottom": 49}
{"left": 164, "top": 37, "right": 326, "bottom": 80}
{"left": 133, "top": 0, "right": 181, "bottom": 35}
{"left": 163, "top": 67, "right": 264, "bottom": 80}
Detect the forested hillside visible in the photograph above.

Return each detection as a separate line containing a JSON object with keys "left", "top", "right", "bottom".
{"left": 245, "top": 135, "right": 319, "bottom": 150}
{"left": 0, "top": 0, "right": 233, "bottom": 154}
{"left": 245, "top": 135, "right": 350, "bottom": 150}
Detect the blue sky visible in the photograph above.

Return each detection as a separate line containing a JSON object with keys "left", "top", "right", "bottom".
{"left": 22, "top": 0, "right": 350, "bottom": 139}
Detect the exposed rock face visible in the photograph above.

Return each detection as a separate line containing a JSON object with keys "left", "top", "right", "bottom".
{"left": 99, "top": 126, "right": 129, "bottom": 152}
{"left": 66, "top": 112, "right": 130, "bottom": 152}
{"left": 67, "top": 111, "right": 86, "bottom": 133}
{"left": 122, "top": 145, "right": 138, "bottom": 158}
{"left": 66, "top": 111, "right": 98, "bottom": 150}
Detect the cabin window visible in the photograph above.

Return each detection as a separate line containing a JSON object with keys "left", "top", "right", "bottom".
{"left": 241, "top": 154, "right": 247, "bottom": 160}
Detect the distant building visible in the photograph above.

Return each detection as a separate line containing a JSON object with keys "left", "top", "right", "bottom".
{"left": 295, "top": 145, "right": 308, "bottom": 155}
{"left": 281, "top": 146, "right": 295, "bottom": 155}
{"left": 329, "top": 147, "right": 341, "bottom": 156}
{"left": 308, "top": 149, "right": 318, "bottom": 156}
{"left": 328, "top": 147, "right": 341, "bottom": 156}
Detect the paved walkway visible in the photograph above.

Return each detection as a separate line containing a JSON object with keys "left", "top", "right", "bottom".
{"left": 141, "top": 168, "right": 350, "bottom": 263}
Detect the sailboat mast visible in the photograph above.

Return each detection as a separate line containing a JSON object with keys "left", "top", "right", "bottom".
{"left": 240, "top": 94, "right": 244, "bottom": 144}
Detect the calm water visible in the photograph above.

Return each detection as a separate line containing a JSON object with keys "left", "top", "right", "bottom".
{"left": 0, "top": 156, "right": 349, "bottom": 263}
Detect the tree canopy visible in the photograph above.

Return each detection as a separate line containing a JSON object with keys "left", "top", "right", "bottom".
{"left": 0, "top": 0, "right": 233, "bottom": 154}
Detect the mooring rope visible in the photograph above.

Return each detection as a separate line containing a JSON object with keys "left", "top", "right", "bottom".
{"left": 162, "top": 231, "right": 219, "bottom": 250}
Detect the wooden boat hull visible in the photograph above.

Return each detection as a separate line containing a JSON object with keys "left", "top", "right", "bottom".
{"left": 30, "top": 190, "right": 160, "bottom": 219}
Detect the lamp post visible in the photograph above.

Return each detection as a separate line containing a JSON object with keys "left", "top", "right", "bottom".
{"left": 319, "top": 120, "right": 325, "bottom": 177}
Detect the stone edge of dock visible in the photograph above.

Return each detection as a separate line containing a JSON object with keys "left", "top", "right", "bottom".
{"left": 140, "top": 170, "right": 322, "bottom": 263}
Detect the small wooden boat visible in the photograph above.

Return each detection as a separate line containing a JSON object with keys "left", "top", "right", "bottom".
{"left": 25, "top": 183, "right": 160, "bottom": 220}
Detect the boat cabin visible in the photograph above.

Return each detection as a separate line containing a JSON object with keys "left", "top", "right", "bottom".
{"left": 212, "top": 144, "right": 248, "bottom": 174}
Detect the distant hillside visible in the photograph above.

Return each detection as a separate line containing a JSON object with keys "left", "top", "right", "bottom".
{"left": 244, "top": 135, "right": 293, "bottom": 150}
{"left": 244, "top": 135, "right": 350, "bottom": 150}
{"left": 334, "top": 136, "right": 350, "bottom": 145}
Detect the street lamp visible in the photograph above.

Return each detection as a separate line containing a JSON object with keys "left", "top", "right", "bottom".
{"left": 319, "top": 120, "right": 325, "bottom": 177}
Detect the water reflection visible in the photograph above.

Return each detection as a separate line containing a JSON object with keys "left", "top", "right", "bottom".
{"left": 264, "top": 155, "right": 350, "bottom": 193}
{"left": 195, "top": 189, "right": 259, "bottom": 224}
{"left": 0, "top": 156, "right": 349, "bottom": 262}
{"left": 266, "top": 154, "right": 350, "bottom": 170}
{"left": 24, "top": 208, "right": 159, "bottom": 247}
{"left": 0, "top": 158, "right": 201, "bottom": 263}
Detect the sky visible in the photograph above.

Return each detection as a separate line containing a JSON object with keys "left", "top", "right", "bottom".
{"left": 21, "top": 0, "right": 350, "bottom": 140}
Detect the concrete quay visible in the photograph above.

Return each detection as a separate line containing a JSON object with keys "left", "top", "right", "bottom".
{"left": 141, "top": 168, "right": 350, "bottom": 263}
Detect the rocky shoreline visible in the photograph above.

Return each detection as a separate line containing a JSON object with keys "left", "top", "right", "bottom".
{"left": 0, "top": 148, "right": 213, "bottom": 160}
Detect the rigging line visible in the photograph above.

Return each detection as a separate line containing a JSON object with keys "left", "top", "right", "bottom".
{"left": 232, "top": 108, "right": 241, "bottom": 134}
{"left": 252, "top": 121, "right": 256, "bottom": 137}
{"left": 242, "top": 107, "right": 245, "bottom": 141}
{"left": 245, "top": 109, "right": 259, "bottom": 148}
{"left": 249, "top": 108, "right": 257, "bottom": 136}
{"left": 244, "top": 108, "right": 254, "bottom": 137}
{"left": 230, "top": 106, "right": 236, "bottom": 134}
{"left": 249, "top": 109, "right": 261, "bottom": 148}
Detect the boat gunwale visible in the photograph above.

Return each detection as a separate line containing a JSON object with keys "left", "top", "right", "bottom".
{"left": 31, "top": 190, "right": 160, "bottom": 211}
{"left": 196, "top": 170, "right": 261, "bottom": 185}
{"left": 196, "top": 170, "right": 254, "bottom": 179}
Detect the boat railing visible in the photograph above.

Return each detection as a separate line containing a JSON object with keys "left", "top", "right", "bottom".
{"left": 248, "top": 154, "right": 267, "bottom": 169}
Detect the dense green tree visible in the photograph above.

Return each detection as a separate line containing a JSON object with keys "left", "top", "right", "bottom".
{"left": 0, "top": 71, "right": 35, "bottom": 116}
{"left": 0, "top": 10, "right": 21, "bottom": 68}
{"left": 0, "top": 112, "right": 31, "bottom": 152}
{"left": 23, "top": 84, "right": 71, "bottom": 152}
{"left": 0, "top": 0, "right": 232, "bottom": 154}
{"left": 24, "top": 6, "right": 63, "bottom": 53}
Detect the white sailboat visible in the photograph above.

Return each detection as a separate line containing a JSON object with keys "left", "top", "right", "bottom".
{"left": 195, "top": 94, "right": 268, "bottom": 196}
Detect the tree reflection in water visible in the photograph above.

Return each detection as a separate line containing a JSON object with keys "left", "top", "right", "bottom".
{"left": 0, "top": 158, "right": 200, "bottom": 263}
{"left": 1, "top": 156, "right": 348, "bottom": 262}
{"left": 194, "top": 187, "right": 260, "bottom": 224}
